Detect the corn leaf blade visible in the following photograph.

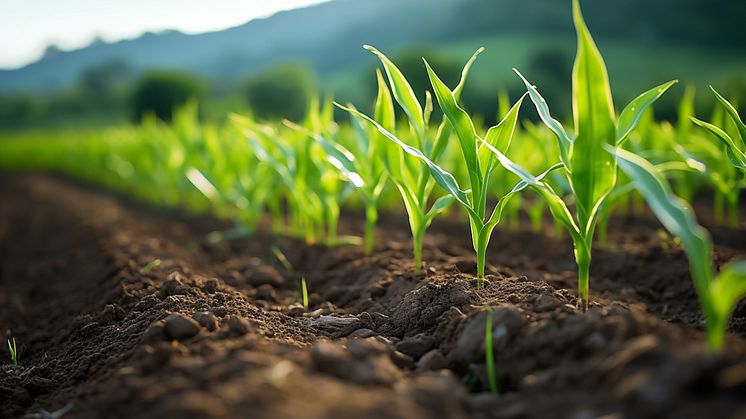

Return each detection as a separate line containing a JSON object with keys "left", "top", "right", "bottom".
{"left": 611, "top": 147, "right": 715, "bottom": 314}
{"left": 570, "top": 0, "right": 617, "bottom": 231}
{"left": 365, "top": 45, "right": 424, "bottom": 135}
{"left": 336, "top": 103, "right": 474, "bottom": 215}
{"left": 616, "top": 80, "right": 678, "bottom": 145}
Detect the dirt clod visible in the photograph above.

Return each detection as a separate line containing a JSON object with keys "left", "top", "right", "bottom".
{"left": 163, "top": 313, "right": 201, "bottom": 341}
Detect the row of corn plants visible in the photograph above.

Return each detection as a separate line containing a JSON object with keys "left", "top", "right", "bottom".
{"left": 1, "top": 0, "right": 744, "bottom": 351}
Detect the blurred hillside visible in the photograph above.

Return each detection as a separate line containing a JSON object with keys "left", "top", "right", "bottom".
{"left": 1, "top": 0, "right": 744, "bottom": 128}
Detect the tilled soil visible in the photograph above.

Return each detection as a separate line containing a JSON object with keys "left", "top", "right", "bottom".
{"left": 0, "top": 174, "right": 745, "bottom": 419}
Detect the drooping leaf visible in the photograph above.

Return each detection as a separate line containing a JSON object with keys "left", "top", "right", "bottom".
{"left": 611, "top": 147, "right": 714, "bottom": 314}
{"left": 710, "top": 86, "right": 746, "bottom": 143}
{"left": 335, "top": 102, "right": 475, "bottom": 216}
{"left": 513, "top": 69, "right": 572, "bottom": 164}
{"left": 691, "top": 117, "right": 746, "bottom": 170}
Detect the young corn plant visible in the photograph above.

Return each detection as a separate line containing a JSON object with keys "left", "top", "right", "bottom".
{"left": 7, "top": 338, "right": 18, "bottom": 368}
{"left": 690, "top": 87, "right": 746, "bottom": 227}
{"left": 339, "top": 46, "right": 528, "bottom": 282}
{"left": 285, "top": 97, "right": 387, "bottom": 255}
{"left": 300, "top": 277, "right": 309, "bottom": 310}
{"left": 336, "top": 47, "right": 462, "bottom": 273}
{"left": 611, "top": 148, "right": 746, "bottom": 351}
{"left": 485, "top": 0, "right": 677, "bottom": 309}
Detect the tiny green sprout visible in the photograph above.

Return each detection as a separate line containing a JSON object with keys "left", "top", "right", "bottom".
{"left": 271, "top": 246, "right": 295, "bottom": 273}
{"left": 141, "top": 258, "right": 161, "bottom": 273}
{"left": 301, "top": 277, "right": 309, "bottom": 310}
{"left": 484, "top": 311, "right": 498, "bottom": 395}
{"left": 7, "top": 337, "right": 18, "bottom": 368}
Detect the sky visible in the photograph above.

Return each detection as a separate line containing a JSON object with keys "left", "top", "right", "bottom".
{"left": 0, "top": 0, "right": 329, "bottom": 69}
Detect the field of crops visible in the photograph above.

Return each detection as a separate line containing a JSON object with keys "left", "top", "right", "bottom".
{"left": 1, "top": 1, "right": 745, "bottom": 418}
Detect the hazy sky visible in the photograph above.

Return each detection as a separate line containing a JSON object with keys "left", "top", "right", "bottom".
{"left": 0, "top": 0, "right": 329, "bottom": 69}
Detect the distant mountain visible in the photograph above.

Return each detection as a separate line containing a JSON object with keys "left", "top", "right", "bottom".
{"left": 0, "top": 0, "right": 743, "bottom": 93}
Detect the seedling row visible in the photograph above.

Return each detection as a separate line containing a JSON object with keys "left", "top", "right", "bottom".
{"left": 1, "top": 0, "right": 745, "bottom": 351}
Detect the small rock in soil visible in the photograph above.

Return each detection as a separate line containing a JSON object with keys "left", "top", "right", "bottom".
{"left": 310, "top": 340, "right": 403, "bottom": 386}
{"left": 309, "top": 315, "right": 360, "bottom": 334}
{"left": 142, "top": 321, "right": 167, "bottom": 342}
{"left": 395, "top": 333, "right": 437, "bottom": 358}
{"left": 390, "top": 350, "right": 414, "bottom": 369}
{"left": 201, "top": 277, "right": 220, "bottom": 293}
{"left": 348, "top": 337, "right": 390, "bottom": 358}
{"left": 253, "top": 284, "right": 277, "bottom": 301}
{"left": 243, "top": 265, "right": 284, "bottom": 287}
{"left": 99, "top": 304, "right": 124, "bottom": 322}
{"left": 417, "top": 349, "right": 448, "bottom": 371}
{"left": 394, "top": 371, "right": 467, "bottom": 416}
{"left": 221, "top": 315, "right": 251, "bottom": 337}
{"left": 192, "top": 312, "right": 218, "bottom": 331}
{"left": 159, "top": 272, "right": 188, "bottom": 298}
{"left": 163, "top": 313, "right": 201, "bottom": 341}
{"left": 348, "top": 328, "right": 376, "bottom": 339}
{"left": 283, "top": 303, "right": 306, "bottom": 317}
{"left": 448, "top": 306, "right": 525, "bottom": 366}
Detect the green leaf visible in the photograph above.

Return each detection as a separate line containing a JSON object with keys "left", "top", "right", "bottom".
{"left": 424, "top": 195, "right": 455, "bottom": 225}
{"left": 710, "top": 261, "right": 746, "bottom": 326}
{"left": 483, "top": 140, "right": 581, "bottom": 242}
{"left": 569, "top": 0, "right": 617, "bottom": 232}
{"left": 283, "top": 120, "right": 365, "bottom": 188}
{"left": 691, "top": 117, "right": 746, "bottom": 170}
{"left": 374, "top": 69, "right": 396, "bottom": 132}
{"left": 454, "top": 47, "right": 485, "bottom": 101}
{"left": 513, "top": 69, "right": 572, "bottom": 164}
{"left": 335, "top": 103, "right": 475, "bottom": 216}
{"left": 616, "top": 80, "right": 678, "bottom": 145}
{"left": 424, "top": 58, "right": 481, "bottom": 192}
{"left": 710, "top": 86, "right": 746, "bottom": 143}
{"left": 482, "top": 95, "right": 525, "bottom": 174}
{"left": 611, "top": 147, "right": 715, "bottom": 315}
{"left": 365, "top": 45, "right": 424, "bottom": 135}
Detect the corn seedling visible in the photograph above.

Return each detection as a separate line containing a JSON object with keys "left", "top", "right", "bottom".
{"left": 485, "top": 0, "right": 676, "bottom": 309}
{"left": 271, "top": 245, "right": 295, "bottom": 273}
{"left": 612, "top": 148, "right": 746, "bottom": 351}
{"left": 7, "top": 337, "right": 18, "bottom": 368}
{"left": 336, "top": 47, "right": 462, "bottom": 273}
{"left": 340, "top": 47, "right": 529, "bottom": 281}
{"left": 301, "top": 277, "right": 309, "bottom": 310}
{"left": 140, "top": 258, "right": 161, "bottom": 274}
{"left": 690, "top": 87, "right": 746, "bottom": 227}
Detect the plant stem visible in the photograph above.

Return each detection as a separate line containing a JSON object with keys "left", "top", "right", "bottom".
{"left": 575, "top": 243, "right": 591, "bottom": 312}
{"left": 706, "top": 315, "right": 725, "bottom": 352}
{"left": 364, "top": 203, "right": 378, "bottom": 255}
{"left": 728, "top": 195, "right": 739, "bottom": 229}
{"left": 714, "top": 191, "right": 724, "bottom": 225}
{"left": 476, "top": 232, "right": 487, "bottom": 288}
{"left": 412, "top": 227, "right": 424, "bottom": 274}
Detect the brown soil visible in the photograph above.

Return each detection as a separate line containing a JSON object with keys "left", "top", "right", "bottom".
{"left": 1, "top": 174, "right": 745, "bottom": 419}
